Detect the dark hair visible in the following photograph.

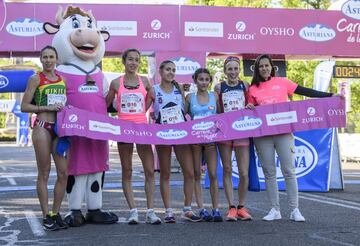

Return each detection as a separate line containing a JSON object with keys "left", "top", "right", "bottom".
{"left": 251, "top": 54, "right": 276, "bottom": 87}
{"left": 192, "top": 68, "right": 212, "bottom": 83}
{"left": 159, "top": 60, "right": 175, "bottom": 70}
{"left": 122, "top": 48, "right": 141, "bottom": 63}
{"left": 40, "top": 45, "right": 58, "bottom": 59}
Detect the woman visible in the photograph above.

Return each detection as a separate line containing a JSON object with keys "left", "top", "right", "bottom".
{"left": 146, "top": 60, "right": 201, "bottom": 223}
{"left": 214, "top": 56, "right": 252, "bottom": 221}
{"left": 185, "top": 68, "right": 222, "bottom": 222}
{"left": 106, "top": 48, "right": 161, "bottom": 225}
{"left": 247, "top": 54, "right": 337, "bottom": 222}
{"left": 21, "top": 45, "right": 68, "bottom": 231}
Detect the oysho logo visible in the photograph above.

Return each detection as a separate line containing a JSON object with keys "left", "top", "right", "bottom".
{"left": 232, "top": 116, "right": 262, "bottom": 131}
{"left": 307, "top": 107, "right": 316, "bottom": 116}
{"left": 151, "top": 19, "right": 161, "bottom": 30}
{"left": 6, "top": 18, "right": 44, "bottom": 37}
{"left": 156, "top": 129, "right": 188, "bottom": 140}
{"left": 299, "top": 24, "right": 336, "bottom": 42}
{"left": 341, "top": 0, "right": 360, "bottom": 20}
{"left": 171, "top": 57, "right": 201, "bottom": 75}
{"left": 328, "top": 108, "right": 346, "bottom": 116}
{"left": 68, "top": 114, "right": 78, "bottom": 123}
{"left": 192, "top": 121, "right": 215, "bottom": 131}
{"left": 0, "top": 75, "right": 9, "bottom": 89}
{"left": 227, "top": 20, "right": 255, "bottom": 41}
{"left": 143, "top": 19, "right": 171, "bottom": 39}
{"left": 260, "top": 26, "right": 295, "bottom": 36}
{"left": 184, "top": 21, "right": 223, "bottom": 37}
{"left": 255, "top": 136, "right": 318, "bottom": 181}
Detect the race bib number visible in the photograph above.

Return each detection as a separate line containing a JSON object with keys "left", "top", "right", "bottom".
{"left": 47, "top": 94, "right": 67, "bottom": 106}
{"left": 120, "top": 93, "right": 144, "bottom": 114}
{"left": 222, "top": 90, "right": 245, "bottom": 112}
{"left": 160, "top": 105, "right": 184, "bottom": 124}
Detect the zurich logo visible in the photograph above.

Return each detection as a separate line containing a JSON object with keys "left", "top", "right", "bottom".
{"left": 0, "top": 75, "right": 9, "bottom": 89}
{"left": 69, "top": 114, "right": 78, "bottom": 123}
{"left": 192, "top": 121, "right": 215, "bottom": 131}
{"left": 341, "top": 0, "right": 360, "bottom": 20}
{"left": 156, "top": 129, "right": 188, "bottom": 140}
{"left": 232, "top": 116, "right": 262, "bottom": 131}
{"left": 6, "top": 18, "right": 44, "bottom": 37}
{"left": 151, "top": 19, "right": 161, "bottom": 30}
{"left": 255, "top": 136, "right": 318, "bottom": 181}
{"left": 171, "top": 57, "right": 201, "bottom": 75}
{"left": 299, "top": 24, "right": 336, "bottom": 42}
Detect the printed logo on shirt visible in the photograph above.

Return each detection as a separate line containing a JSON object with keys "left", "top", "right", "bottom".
{"left": 255, "top": 136, "right": 318, "bottom": 181}
{"left": 78, "top": 84, "right": 99, "bottom": 93}
{"left": 266, "top": 111, "right": 298, "bottom": 126}
{"left": 156, "top": 129, "right": 187, "bottom": 140}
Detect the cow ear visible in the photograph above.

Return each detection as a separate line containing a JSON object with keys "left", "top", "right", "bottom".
{"left": 100, "top": 30, "right": 110, "bottom": 42}
{"left": 43, "top": 22, "right": 60, "bottom": 35}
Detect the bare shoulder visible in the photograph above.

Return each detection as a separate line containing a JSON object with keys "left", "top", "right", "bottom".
{"left": 140, "top": 75, "right": 151, "bottom": 90}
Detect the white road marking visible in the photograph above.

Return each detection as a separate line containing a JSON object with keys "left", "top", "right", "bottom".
{"left": 6, "top": 178, "right": 17, "bottom": 185}
{"left": 280, "top": 192, "right": 360, "bottom": 211}
{"left": 25, "top": 210, "right": 46, "bottom": 237}
{"left": 0, "top": 207, "right": 21, "bottom": 245}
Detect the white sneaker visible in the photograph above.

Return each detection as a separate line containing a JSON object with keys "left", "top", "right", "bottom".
{"left": 128, "top": 208, "right": 139, "bottom": 225}
{"left": 146, "top": 209, "right": 161, "bottom": 225}
{"left": 263, "top": 208, "right": 282, "bottom": 221}
{"left": 290, "top": 208, "right": 305, "bottom": 222}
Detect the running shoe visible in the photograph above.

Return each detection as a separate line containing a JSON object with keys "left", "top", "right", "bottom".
{"left": 43, "top": 214, "right": 60, "bottom": 231}
{"left": 225, "top": 206, "right": 237, "bottom": 221}
{"left": 181, "top": 210, "right": 201, "bottom": 222}
{"left": 128, "top": 208, "right": 139, "bottom": 225}
{"left": 199, "top": 209, "right": 213, "bottom": 222}
{"left": 146, "top": 209, "right": 161, "bottom": 225}
{"left": 263, "top": 208, "right": 282, "bottom": 221}
{"left": 51, "top": 213, "right": 68, "bottom": 229}
{"left": 237, "top": 207, "right": 252, "bottom": 221}
{"left": 164, "top": 213, "right": 176, "bottom": 223}
{"left": 290, "top": 208, "right": 305, "bottom": 222}
{"left": 212, "top": 209, "right": 223, "bottom": 222}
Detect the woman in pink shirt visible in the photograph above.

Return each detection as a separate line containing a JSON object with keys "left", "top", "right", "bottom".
{"left": 248, "top": 54, "right": 336, "bottom": 222}
{"left": 106, "top": 49, "right": 160, "bottom": 225}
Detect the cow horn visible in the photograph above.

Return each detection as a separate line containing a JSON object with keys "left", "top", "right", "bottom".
{"left": 55, "top": 5, "right": 64, "bottom": 25}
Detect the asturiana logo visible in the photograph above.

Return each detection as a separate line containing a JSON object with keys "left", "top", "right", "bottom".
{"left": 6, "top": 18, "right": 44, "bottom": 37}
{"left": 232, "top": 116, "right": 262, "bottom": 131}
{"left": 156, "top": 129, "right": 188, "bottom": 140}
{"left": 299, "top": 24, "right": 336, "bottom": 42}
{"left": 171, "top": 57, "right": 201, "bottom": 75}
{"left": 256, "top": 136, "right": 318, "bottom": 181}
{"left": 0, "top": 75, "right": 9, "bottom": 89}
{"left": 192, "top": 121, "right": 215, "bottom": 131}
{"left": 341, "top": 0, "right": 360, "bottom": 20}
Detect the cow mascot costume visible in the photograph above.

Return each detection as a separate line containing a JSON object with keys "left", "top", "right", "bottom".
{"left": 44, "top": 6, "right": 118, "bottom": 226}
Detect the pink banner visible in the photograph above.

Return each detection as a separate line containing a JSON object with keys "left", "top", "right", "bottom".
{"left": 1, "top": 2, "right": 360, "bottom": 57}
{"left": 154, "top": 51, "right": 206, "bottom": 84}
{"left": 57, "top": 97, "right": 346, "bottom": 145}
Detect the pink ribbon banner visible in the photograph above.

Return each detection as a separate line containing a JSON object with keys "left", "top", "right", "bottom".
{"left": 57, "top": 97, "right": 346, "bottom": 145}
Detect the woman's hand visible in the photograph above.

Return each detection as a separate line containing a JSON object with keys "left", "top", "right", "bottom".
{"left": 48, "top": 103, "right": 64, "bottom": 112}
{"left": 245, "top": 103, "right": 255, "bottom": 109}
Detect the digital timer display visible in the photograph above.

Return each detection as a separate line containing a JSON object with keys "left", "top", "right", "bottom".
{"left": 333, "top": 65, "right": 360, "bottom": 78}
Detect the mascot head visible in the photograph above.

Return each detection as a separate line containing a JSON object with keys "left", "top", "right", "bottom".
{"left": 43, "top": 6, "right": 110, "bottom": 65}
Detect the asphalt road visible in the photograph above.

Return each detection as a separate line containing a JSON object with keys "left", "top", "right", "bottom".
{"left": 0, "top": 143, "right": 359, "bottom": 246}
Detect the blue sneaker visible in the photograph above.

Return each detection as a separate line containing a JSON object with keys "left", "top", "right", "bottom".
{"left": 212, "top": 209, "right": 223, "bottom": 222}
{"left": 199, "top": 209, "right": 213, "bottom": 222}
{"left": 181, "top": 211, "right": 201, "bottom": 222}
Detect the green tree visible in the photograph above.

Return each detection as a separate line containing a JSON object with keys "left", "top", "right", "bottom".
{"left": 280, "top": 0, "right": 330, "bottom": 9}
{"left": 187, "top": 0, "right": 272, "bottom": 7}
{"left": 102, "top": 56, "right": 148, "bottom": 75}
